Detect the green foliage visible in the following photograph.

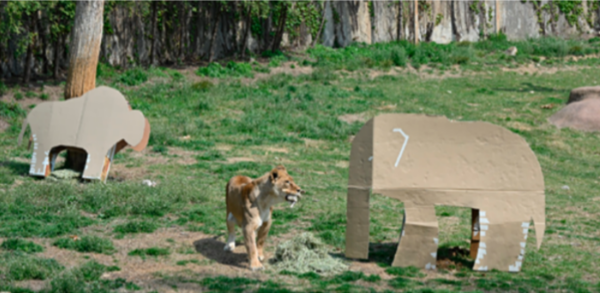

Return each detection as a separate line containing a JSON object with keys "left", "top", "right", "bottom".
{"left": 13, "top": 92, "right": 23, "bottom": 100}
{"left": 308, "top": 36, "right": 600, "bottom": 71}
{"left": 0, "top": 81, "right": 7, "bottom": 96}
{"left": 556, "top": 0, "right": 584, "bottom": 26}
{"left": 1, "top": 238, "right": 44, "bottom": 253}
{"left": 39, "top": 93, "right": 49, "bottom": 100}
{"left": 53, "top": 235, "right": 115, "bottom": 254}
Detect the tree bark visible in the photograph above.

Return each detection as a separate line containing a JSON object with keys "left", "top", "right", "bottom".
{"left": 270, "top": 3, "right": 289, "bottom": 52}
{"left": 64, "top": 0, "right": 105, "bottom": 171}
{"left": 64, "top": 0, "right": 105, "bottom": 99}
{"left": 208, "top": 2, "right": 221, "bottom": 63}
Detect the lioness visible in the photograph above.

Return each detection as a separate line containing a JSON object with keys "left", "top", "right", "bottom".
{"left": 224, "top": 165, "right": 303, "bottom": 271}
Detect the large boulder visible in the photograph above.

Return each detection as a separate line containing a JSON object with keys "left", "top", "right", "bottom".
{"left": 548, "top": 98, "right": 600, "bottom": 132}
{"left": 568, "top": 86, "right": 600, "bottom": 104}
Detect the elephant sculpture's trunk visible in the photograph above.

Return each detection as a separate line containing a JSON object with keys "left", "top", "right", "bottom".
{"left": 532, "top": 195, "right": 545, "bottom": 250}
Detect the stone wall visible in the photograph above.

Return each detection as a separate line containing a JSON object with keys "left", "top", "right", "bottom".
{"left": 1, "top": 0, "right": 599, "bottom": 80}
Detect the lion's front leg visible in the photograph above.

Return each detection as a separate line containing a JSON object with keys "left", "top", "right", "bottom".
{"left": 242, "top": 223, "right": 263, "bottom": 271}
{"left": 256, "top": 219, "right": 272, "bottom": 262}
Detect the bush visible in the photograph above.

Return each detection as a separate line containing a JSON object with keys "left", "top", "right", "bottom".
{"left": 1, "top": 238, "right": 44, "bottom": 253}
{"left": 118, "top": 68, "right": 148, "bottom": 86}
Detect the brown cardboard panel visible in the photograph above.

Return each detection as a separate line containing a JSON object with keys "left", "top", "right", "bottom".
{"left": 345, "top": 118, "right": 374, "bottom": 259}
{"left": 19, "top": 86, "right": 150, "bottom": 181}
{"left": 345, "top": 113, "right": 545, "bottom": 272}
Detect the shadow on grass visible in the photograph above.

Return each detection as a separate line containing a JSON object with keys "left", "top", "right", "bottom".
{"left": 193, "top": 236, "right": 247, "bottom": 269}
{"left": 1, "top": 160, "right": 30, "bottom": 176}
{"left": 364, "top": 242, "right": 474, "bottom": 271}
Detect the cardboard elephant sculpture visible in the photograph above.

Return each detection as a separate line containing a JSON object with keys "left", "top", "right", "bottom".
{"left": 345, "top": 113, "right": 545, "bottom": 272}
{"left": 18, "top": 86, "right": 151, "bottom": 182}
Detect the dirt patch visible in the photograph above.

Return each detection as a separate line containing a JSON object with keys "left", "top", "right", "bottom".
{"left": 501, "top": 64, "right": 584, "bottom": 75}
{"left": 376, "top": 104, "right": 397, "bottom": 111}
{"left": 338, "top": 112, "right": 369, "bottom": 124}
{"left": 215, "top": 144, "right": 234, "bottom": 152}
{"left": 348, "top": 262, "right": 393, "bottom": 280}
{"left": 0, "top": 119, "right": 9, "bottom": 132}
{"left": 263, "top": 146, "right": 289, "bottom": 154}
{"left": 506, "top": 121, "right": 533, "bottom": 131}
{"left": 0, "top": 84, "right": 64, "bottom": 110}
{"left": 226, "top": 157, "right": 256, "bottom": 164}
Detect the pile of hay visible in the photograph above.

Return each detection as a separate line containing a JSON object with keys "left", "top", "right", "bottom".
{"left": 47, "top": 169, "right": 81, "bottom": 184}
{"left": 270, "top": 232, "right": 348, "bottom": 275}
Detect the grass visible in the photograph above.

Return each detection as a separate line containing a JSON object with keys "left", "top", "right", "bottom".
{"left": 128, "top": 247, "right": 170, "bottom": 260}
{"left": 53, "top": 235, "right": 116, "bottom": 254}
{"left": 113, "top": 219, "right": 159, "bottom": 234}
{"left": 1, "top": 36, "right": 600, "bottom": 292}
{"left": 1, "top": 252, "right": 64, "bottom": 281}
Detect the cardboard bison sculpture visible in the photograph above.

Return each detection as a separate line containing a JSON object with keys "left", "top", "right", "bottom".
{"left": 345, "top": 113, "right": 545, "bottom": 272}
{"left": 18, "top": 86, "right": 150, "bottom": 182}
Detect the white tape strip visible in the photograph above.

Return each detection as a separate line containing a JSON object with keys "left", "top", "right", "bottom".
{"left": 392, "top": 128, "right": 409, "bottom": 167}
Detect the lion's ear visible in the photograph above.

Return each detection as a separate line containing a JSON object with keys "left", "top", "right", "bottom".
{"left": 270, "top": 169, "right": 279, "bottom": 182}
{"left": 275, "top": 165, "right": 286, "bottom": 170}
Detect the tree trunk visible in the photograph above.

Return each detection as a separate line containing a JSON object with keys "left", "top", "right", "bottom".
{"left": 64, "top": 0, "right": 105, "bottom": 99}
{"left": 270, "top": 3, "right": 289, "bottom": 52}
{"left": 149, "top": 1, "right": 157, "bottom": 65}
{"left": 208, "top": 2, "right": 221, "bottom": 63}
{"left": 64, "top": 0, "right": 105, "bottom": 171}
{"left": 241, "top": 6, "right": 251, "bottom": 58}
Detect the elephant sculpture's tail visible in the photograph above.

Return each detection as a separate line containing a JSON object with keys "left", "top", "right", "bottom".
{"left": 17, "top": 118, "right": 29, "bottom": 147}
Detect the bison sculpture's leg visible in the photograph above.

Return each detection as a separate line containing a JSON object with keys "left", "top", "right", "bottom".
{"left": 471, "top": 210, "right": 531, "bottom": 272}
{"left": 392, "top": 202, "right": 438, "bottom": 270}
{"left": 81, "top": 152, "right": 105, "bottom": 180}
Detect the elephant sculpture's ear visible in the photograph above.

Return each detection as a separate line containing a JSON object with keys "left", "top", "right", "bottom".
{"left": 131, "top": 118, "right": 150, "bottom": 151}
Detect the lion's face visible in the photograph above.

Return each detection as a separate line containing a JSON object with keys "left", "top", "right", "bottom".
{"left": 269, "top": 165, "right": 303, "bottom": 206}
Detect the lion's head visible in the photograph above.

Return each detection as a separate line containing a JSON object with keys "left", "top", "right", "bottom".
{"left": 269, "top": 165, "right": 304, "bottom": 207}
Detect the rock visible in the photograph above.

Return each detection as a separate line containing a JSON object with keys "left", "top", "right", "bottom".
{"left": 506, "top": 46, "right": 518, "bottom": 56}
{"left": 142, "top": 179, "right": 157, "bottom": 187}
{"left": 568, "top": 86, "right": 600, "bottom": 104}
{"left": 548, "top": 99, "right": 600, "bottom": 132}
{"left": 561, "top": 185, "right": 570, "bottom": 190}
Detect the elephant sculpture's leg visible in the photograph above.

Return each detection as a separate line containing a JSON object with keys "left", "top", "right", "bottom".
{"left": 30, "top": 147, "right": 51, "bottom": 177}
{"left": 471, "top": 210, "right": 530, "bottom": 272}
{"left": 392, "top": 202, "right": 438, "bottom": 270}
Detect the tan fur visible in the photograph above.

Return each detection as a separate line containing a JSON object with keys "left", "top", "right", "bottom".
{"left": 224, "top": 165, "right": 303, "bottom": 271}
